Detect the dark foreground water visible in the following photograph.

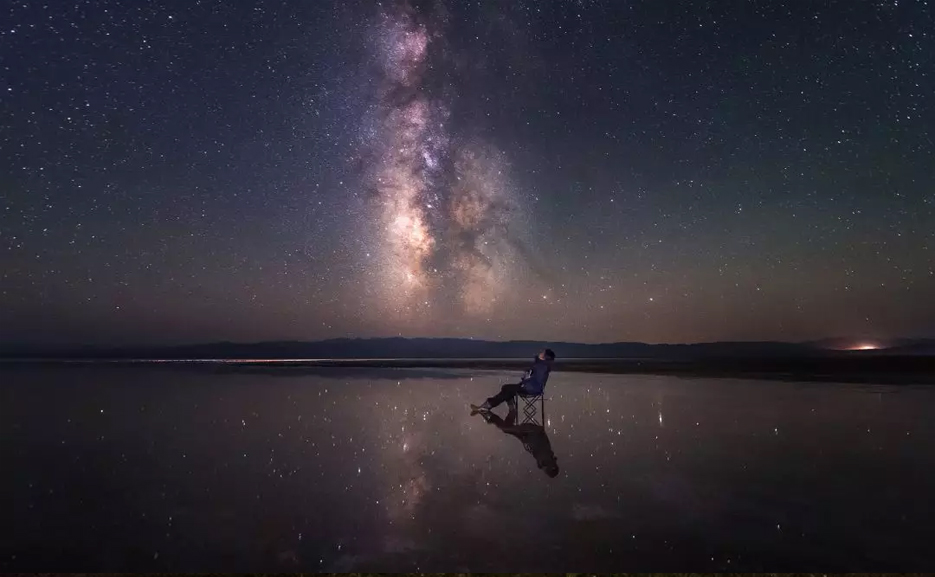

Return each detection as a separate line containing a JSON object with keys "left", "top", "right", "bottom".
{"left": 3, "top": 365, "right": 935, "bottom": 571}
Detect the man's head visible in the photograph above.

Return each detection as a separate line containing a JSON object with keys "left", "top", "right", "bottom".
{"left": 538, "top": 348, "right": 556, "bottom": 362}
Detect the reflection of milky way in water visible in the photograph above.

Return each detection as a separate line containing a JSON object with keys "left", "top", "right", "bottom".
{"left": 359, "top": 4, "right": 529, "bottom": 320}
{"left": 10, "top": 368, "right": 935, "bottom": 571}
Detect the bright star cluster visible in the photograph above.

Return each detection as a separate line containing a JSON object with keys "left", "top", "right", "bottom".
{"left": 355, "top": 3, "right": 537, "bottom": 325}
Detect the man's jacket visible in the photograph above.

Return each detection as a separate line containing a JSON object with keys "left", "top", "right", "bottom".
{"left": 519, "top": 356, "right": 552, "bottom": 395}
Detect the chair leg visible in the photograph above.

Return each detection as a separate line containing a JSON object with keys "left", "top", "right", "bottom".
{"left": 522, "top": 397, "right": 533, "bottom": 424}
{"left": 520, "top": 396, "right": 544, "bottom": 426}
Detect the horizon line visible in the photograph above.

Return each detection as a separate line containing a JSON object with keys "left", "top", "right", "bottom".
{"left": 1, "top": 335, "right": 922, "bottom": 350}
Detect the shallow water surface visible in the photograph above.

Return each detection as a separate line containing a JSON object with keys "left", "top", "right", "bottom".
{"left": 3, "top": 365, "right": 935, "bottom": 570}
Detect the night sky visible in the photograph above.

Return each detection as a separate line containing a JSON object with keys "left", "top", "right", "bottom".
{"left": 2, "top": 0, "right": 933, "bottom": 346}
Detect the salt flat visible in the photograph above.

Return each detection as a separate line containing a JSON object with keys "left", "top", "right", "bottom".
{"left": 3, "top": 365, "right": 934, "bottom": 571}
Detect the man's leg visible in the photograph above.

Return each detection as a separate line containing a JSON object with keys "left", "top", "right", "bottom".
{"left": 485, "top": 383, "right": 522, "bottom": 409}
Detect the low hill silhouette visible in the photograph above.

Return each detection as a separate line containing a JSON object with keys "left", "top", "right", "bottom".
{"left": 0, "top": 337, "right": 835, "bottom": 360}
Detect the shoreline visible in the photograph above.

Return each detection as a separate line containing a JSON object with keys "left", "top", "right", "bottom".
{"left": 2, "top": 355, "right": 933, "bottom": 384}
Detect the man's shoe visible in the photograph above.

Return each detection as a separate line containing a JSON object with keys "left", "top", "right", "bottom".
{"left": 470, "top": 402, "right": 492, "bottom": 415}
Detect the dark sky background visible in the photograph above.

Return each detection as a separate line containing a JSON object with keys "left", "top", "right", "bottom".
{"left": 2, "top": 0, "right": 933, "bottom": 346}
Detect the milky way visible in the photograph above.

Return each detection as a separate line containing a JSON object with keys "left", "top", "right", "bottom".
{"left": 4, "top": 0, "right": 933, "bottom": 345}
{"left": 359, "top": 2, "right": 529, "bottom": 322}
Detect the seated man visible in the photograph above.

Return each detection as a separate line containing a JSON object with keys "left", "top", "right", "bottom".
{"left": 472, "top": 348, "right": 555, "bottom": 412}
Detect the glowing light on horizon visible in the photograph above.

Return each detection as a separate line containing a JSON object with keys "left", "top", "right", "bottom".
{"left": 850, "top": 343, "right": 881, "bottom": 351}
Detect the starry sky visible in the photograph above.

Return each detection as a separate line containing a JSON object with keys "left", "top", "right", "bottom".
{"left": 2, "top": 0, "right": 933, "bottom": 346}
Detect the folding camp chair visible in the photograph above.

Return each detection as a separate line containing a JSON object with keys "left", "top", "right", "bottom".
{"left": 514, "top": 391, "right": 546, "bottom": 426}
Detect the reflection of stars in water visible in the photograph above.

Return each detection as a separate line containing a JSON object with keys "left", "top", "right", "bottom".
{"left": 13, "top": 369, "right": 935, "bottom": 571}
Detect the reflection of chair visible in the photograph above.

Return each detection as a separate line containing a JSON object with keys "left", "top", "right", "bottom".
{"left": 479, "top": 410, "right": 559, "bottom": 477}
{"left": 515, "top": 392, "right": 546, "bottom": 426}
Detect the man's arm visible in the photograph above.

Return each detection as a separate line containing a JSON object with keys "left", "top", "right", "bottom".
{"left": 518, "top": 357, "right": 535, "bottom": 384}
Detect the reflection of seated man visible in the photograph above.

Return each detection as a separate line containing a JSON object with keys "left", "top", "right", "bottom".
{"left": 478, "top": 409, "right": 560, "bottom": 478}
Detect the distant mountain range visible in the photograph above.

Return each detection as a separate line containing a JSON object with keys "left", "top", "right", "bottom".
{"left": 2, "top": 337, "right": 933, "bottom": 360}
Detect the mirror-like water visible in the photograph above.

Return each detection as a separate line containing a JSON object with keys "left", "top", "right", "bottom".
{"left": 3, "top": 365, "right": 934, "bottom": 571}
